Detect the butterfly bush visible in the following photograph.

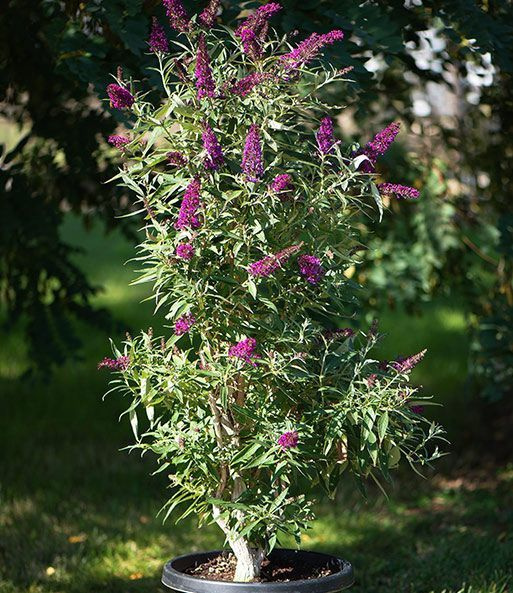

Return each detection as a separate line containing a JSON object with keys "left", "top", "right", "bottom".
{"left": 101, "top": 5, "right": 443, "bottom": 583}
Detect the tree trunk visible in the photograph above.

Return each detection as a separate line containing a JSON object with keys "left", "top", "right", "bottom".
{"left": 230, "top": 538, "right": 264, "bottom": 582}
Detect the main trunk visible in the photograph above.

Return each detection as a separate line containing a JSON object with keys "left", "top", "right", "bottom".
{"left": 230, "top": 537, "right": 264, "bottom": 582}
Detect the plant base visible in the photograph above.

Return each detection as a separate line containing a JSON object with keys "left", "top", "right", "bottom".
{"left": 162, "top": 548, "right": 354, "bottom": 593}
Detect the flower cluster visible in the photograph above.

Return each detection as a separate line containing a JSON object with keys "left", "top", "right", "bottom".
{"left": 228, "top": 337, "right": 259, "bottom": 366}
{"left": 167, "top": 151, "right": 187, "bottom": 167}
{"left": 323, "top": 328, "right": 355, "bottom": 340}
{"left": 163, "top": 0, "right": 190, "bottom": 32}
{"left": 148, "top": 17, "right": 169, "bottom": 53}
{"left": 175, "top": 313, "right": 196, "bottom": 335}
{"left": 107, "top": 84, "right": 134, "bottom": 110}
{"left": 229, "top": 72, "right": 272, "bottom": 97}
{"left": 175, "top": 178, "right": 202, "bottom": 230}
{"left": 249, "top": 244, "right": 301, "bottom": 278}
{"left": 269, "top": 173, "right": 293, "bottom": 198}
{"left": 410, "top": 405, "right": 424, "bottom": 415}
{"left": 280, "top": 30, "right": 344, "bottom": 71}
{"left": 202, "top": 122, "right": 224, "bottom": 170}
{"left": 108, "top": 135, "right": 130, "bottom": 151}
{"left": 176, "top": 242, "right": 195, "bottom": 260}
{"left": 98, "top": 355, "right": 130, "bottom": 371}
{"left": 391, "top": 349, "right": 427, "bottom": 373}
{"left": 378, "top": 183, "right": 420, "bottom": 199}
{"left": 357, "top": 122, "right": 400, "bottom": 172}
{"left": 316, "top": 116, "right": 337, "bottom": 155}
{"left": 199, "top": 0, "right": 220, "bottom": 29}
{"left": 278, "top": 430, "right": 299, "bottom": 450}
{"left": 298, "top": 255, "right": 324, "bottom": 285}
{"left": 242, "top": 124, "right": 264, "bottom": 182}
{"left": 235, "top": 3, "right": 282, "bottom": 60}
{"left": 195, "top": 34, "right": 216, "bottom": 99}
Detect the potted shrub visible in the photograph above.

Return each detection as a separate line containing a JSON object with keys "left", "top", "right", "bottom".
{"left": 100, "top": 2, "right": 443, "bottom": 590}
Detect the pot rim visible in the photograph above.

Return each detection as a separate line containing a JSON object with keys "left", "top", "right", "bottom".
{"left": 162, "top": 548, "right": 354, "bottom": 593}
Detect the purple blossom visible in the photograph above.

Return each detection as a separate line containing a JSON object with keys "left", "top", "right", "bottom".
{"left": 106, "top": 84, "right": 134, "bottom": 110}
{"left": 228, "top": 337, "right": 259, "bottom": 366}
{"left": 356, "top": 122, "right": 401, "bottom": 172}
{"left": 378, "top": 183, "right": 420, "bottom": 200}
{"left": 242, "top": 124, "right": 264, "bottom": 182}
{"left": 280, "top": 30, "right": 344, "bottom": 71}
{"left": 323, "top": 327, "right": 355, "bottom": 340}
{"left": 98, "top": 355, "right": 130, "bottom": 371}
{"left": 229, "top": 72, "right": 272, "bottom": 97}
{"left": 163, "top": 0, "right": 190, "bottom": 32}
{"left": 176, "top": 242, "right": 195, "bottom": 260}
{"left": 202, "top": 122, "right": 224, "bottom": 170}
{"left": 249, "top": 244, "right": 301, "bottom": 278}
{"left": 367, "top": 373, "right": 378, "bottom": 388}
{"left": 108, "top": 135, "right": 130, "bottom": 151}
{"left": 199, "top": 0, "right": 220, "bottom": 29}
{"left": 148, "top": 17, "right": 169, "bottom": 53}
{"left": 316, "top": 117, "right": 337, "bottom": 155}
{"left": 175, "top": 313, "right": 196, "bottom": 335}
{"left": 195, "top": 34, "right": 216, "bottom": 100}
{"left": 278, "top": 430, "right": 299, "bottom": 450}
{"left": 175, "top": 178, "right": 202, "bottom": 230}
{"left": 235, "top": 3, "right": 282, "bottom": 59}
{"left": 174, "top": 58, "right": 189, "bottom": 83}
{"left": 269, "top": 173, "right": 293, "bottom": 196}
{"left": 410, "top": 405, "right": 424, "bottom": 415}
{"left": 298, "top": 254, "right": 324, "bottom": 285}
{"left": 167, "top": 151, "right": 187, "bottom": 167}
{"left": 392, "top": 349, "right": 427, "bottom": 373}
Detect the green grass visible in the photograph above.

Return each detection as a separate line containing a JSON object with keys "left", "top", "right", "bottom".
{"left": 1, "top": 217, "right": 511, "bottom": 593}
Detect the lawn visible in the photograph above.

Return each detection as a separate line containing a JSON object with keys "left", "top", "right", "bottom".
{"left": 0, "top": 217, "right": 511, "bottom": 593}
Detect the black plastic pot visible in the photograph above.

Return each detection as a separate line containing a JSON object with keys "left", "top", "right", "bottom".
{"left": 162, "top": 548, "right": 354, "bottom": 593}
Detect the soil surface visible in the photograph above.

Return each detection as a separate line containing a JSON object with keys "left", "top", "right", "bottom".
{"left": 183, "top": 552, "right": 338, "bottom": 583}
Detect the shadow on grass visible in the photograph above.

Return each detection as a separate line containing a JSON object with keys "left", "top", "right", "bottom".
{"left": 1, "top": 452, "right": 512, "bottom": 593}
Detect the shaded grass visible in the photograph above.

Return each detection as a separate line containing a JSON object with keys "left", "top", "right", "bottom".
{"left": 1, "top": 217, "right": 511, "bottom": 593}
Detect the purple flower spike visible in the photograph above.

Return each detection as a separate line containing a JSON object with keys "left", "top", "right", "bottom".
{"left": 235, "top": 3, "right": 282, "bottom": 60}
{"left": 175, "top": 313, "right": 196, "bottom": 336}
{"left": 199, "top": 0, "right": 220, "bottom": 29}
{"left": 316, "top": 117, "right": 336, "bottom": 155}
{"left": 298, "top": 255, "right": 324, "bottom": 285}
{"left": 163, "top": 0, "right": 190, "bottom": 32}
{"left": 108, "top": 135, "right": 130, "bottom": 151}
{"left": 323, "top": 328, "right": 355, "bottom": 340}
{"left": 410, "top": 405, "right": 425, "bottom": 415}
{"left": 249, "top": 244, "right": 301, "bottom": 278}
{"left": 202, "top": 122, "right": 224, "bottom": 171}
{"left": 167, "top": 151, "right": 187, "bottom": 167}
{"left": 242, "top": 124, "right": 264, "bottom": 182}
{"left": 228, "top": 337, "right": 259, "bottom": 366}
{"left": 270, "top": 173, "right": 293, "bottom": 195}
{"left": 280, "top": 30, "right": 344, "bottom": 71}
{"left": 175, "top": 178, "right": 202, "bottom": 230}
{"left": 378, "top": 183, "right": 420, "bottom": 200}
{"left": 278, "top": 430, "right": 299, "bottom": 450}
{"left": 357, "top": 122, "right": 401, "bottom": 172}
{"left": 107, "top": 84, "right": 134, "bottom": 110}
{"left": 98, "top": 356, "right": 130, "bottom": 371}
{"left": 229, "top": 72, "right": 272, "bottom": 97}
{"left": 176, "top": 243, "right": 195, "bottom": 260}
{"left": 195, "top": 34, "right": 216, "bottom": 100}
{"left": 392, "top": 349, "right": 427, "bottom": 373}
{"left": 149, "top": 17, "right": 169, "bottom": 53}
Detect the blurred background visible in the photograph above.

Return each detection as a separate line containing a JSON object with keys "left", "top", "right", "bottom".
{"left": 1, "top": 1, "right": 512, "bottom": 592}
